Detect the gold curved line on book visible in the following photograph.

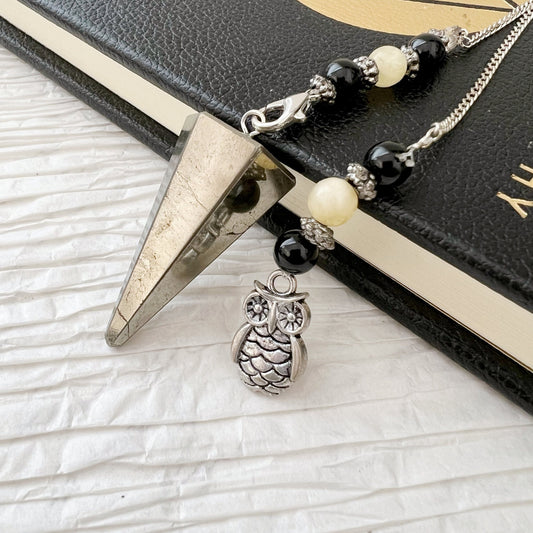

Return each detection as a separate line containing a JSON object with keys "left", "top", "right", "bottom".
{"left": 297, "top": 0, "right": 527, "bottom": 35}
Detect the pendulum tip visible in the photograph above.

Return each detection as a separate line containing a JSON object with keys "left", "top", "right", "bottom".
{"left": 104, "top": 311, "right": 131, "bottom": 347}
{"left": 104, "top": 330, "right": 120, "bottom": 348}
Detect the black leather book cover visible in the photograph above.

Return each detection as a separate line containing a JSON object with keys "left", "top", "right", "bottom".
{"left": 1, "top": 0, "right": 532, "bottom": 412}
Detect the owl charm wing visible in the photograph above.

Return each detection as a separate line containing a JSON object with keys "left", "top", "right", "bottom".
{"left": 231, "top": 323, "right": 253, "bottom": 363}
{"left": 290, "top": 335, "right": 308, "bottom": 382}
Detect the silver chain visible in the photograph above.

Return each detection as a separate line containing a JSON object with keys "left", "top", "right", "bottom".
{"left": 462, "top": 0, "right": 533, "bottom": 48}
{"left": 401, "top": 1, "right": 533, "bottom": 161}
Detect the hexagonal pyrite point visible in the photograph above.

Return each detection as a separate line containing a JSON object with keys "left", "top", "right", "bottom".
{"left": 105, "top": 112, "right": 296, "bottom": 346}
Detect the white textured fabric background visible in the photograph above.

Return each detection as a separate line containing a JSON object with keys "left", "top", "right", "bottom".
{"left": 1, "top": 47, "right": 533, "bottom": 533}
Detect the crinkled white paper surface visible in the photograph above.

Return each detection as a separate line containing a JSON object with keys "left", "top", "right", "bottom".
{"left": 1, "top": 47, "right": 532, "bottom": 533}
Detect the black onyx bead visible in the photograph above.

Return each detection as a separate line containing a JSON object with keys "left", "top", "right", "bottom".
{"left": 410, "top": 33, "right": 447, "bottom": 73}
{"left": 274, "top": 229, "right": 319, "bottom": 275}
{"left": 363, "top": 141, "right": 412, "bottom": 188}
{"left": 224, "top": 179, "right": 260, "bottom": 213}
{"left": 323, "top": 58, "right": 362, "bottom": 97}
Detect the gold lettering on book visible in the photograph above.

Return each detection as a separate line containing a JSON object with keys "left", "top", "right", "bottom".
{"left": 496, "top": 193, "right": 533, "bottom": 219}
{"left": 512, "top": 164, "right": 533, "bottom": 189}
{"left": 497, "top": 164, "right": 533, "bottom": 218}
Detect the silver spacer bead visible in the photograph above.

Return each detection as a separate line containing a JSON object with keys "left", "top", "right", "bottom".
{"left": 353, "top": 56, "right": 379, "bottom": 88}
{"left": 308, "top": 74, "right": 336, "bottom": 104}
{"left": 346, "top": 163, "right": 377, "bottom": 201}
{"left": 300, "top": 217, "right": 335, "bottom": 251}
{"left": 401, "top": 45, "right": 419, "bottom": 79}
{"left": 428, "top": 26, "right": 468, "bottom": 53}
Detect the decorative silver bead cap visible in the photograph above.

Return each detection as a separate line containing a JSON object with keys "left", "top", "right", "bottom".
{"left": 308, "top": 74, "right": 336, "bottom": 104}
{"left": 300, "top": 217, "right": 335, "bottom": 251}
{"left": 353, "top": 56, "right": 379, "bottom": 88}
{"left": 346, "top": 163, "right": 377, "bottom": 201}
{"left": 428, "top": 26, "right": 468, "bottom": 53}
{"left": 401, "top": 45, "right": 420, "bottom": 79}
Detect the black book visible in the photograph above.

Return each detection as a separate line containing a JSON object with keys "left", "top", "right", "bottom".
{"left": 1, "top": 0, "right": 532, "bottom": 411}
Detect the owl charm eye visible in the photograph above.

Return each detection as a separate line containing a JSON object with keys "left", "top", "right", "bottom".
{"left": 244, "top": 293, "right": 269, "bottom": 325}
{"left": 277, "top": 301, "right": 309, "bottom": 335}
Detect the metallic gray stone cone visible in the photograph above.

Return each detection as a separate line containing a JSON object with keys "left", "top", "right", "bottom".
{"left": 105, "top": 112, "right": 296, "bottom": 347}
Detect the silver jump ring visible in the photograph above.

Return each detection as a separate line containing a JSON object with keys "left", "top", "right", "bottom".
{"left": 267, "top": 270, "right": 297, "bottom": 296}
{"left": 240, "top": 109, "right": 266, "bottom": 137}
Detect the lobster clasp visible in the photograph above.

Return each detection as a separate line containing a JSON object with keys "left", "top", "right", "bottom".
{"left": 245, "top": 92, "right": 313, "bottom": 135}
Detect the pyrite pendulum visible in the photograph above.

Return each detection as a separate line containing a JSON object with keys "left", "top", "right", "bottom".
{"left": 105, "top": 112, "right": 296, "bottom": 346}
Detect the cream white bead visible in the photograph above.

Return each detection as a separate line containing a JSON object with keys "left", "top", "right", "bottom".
{"left": 369, "top": 45, "right": 408, "bottom": 88}
{"left": 307, "top": 177, "right": 358, "bottom": 227}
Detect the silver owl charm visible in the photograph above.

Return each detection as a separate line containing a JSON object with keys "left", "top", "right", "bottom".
{"left": 231, "top": 270, "right": 310, "bottom": 395}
